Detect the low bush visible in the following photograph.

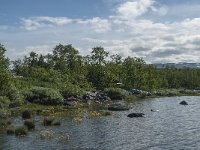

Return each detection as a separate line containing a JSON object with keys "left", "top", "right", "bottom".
{"left": 0, "top": 96, "right": 10, "bottom": 109}
{"left": 0, "top": 109, "right": 10, "bottom": 119}
{"left": 25, "top": 86, "right": 64, "bottom": 105}
{"left": 60, "top": 84, "right": 84, "bottom": 99}
{"left": 104, "top": 88, "right": 127, "bottom": 100}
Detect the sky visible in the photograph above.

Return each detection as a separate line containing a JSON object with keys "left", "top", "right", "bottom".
{"left": 1, "top": 0, "right": 200, "bottom": 63}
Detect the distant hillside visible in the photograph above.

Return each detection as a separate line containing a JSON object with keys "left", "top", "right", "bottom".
{"left": 153, "top": 63, "right": 200, "bottom": 68}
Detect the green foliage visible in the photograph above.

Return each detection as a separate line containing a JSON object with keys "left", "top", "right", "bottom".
{"left": 0, "top": 44, "right": 12, "bottom": 96}
{"left": 25, "top": 87, "right": 64, "bottom": 105}
{"left": 104, "top": 88, "right": 127, "bottom": 100}
{"left": 91, "top": 47, "right": 109, "bottom": 65}
{"left": 0, "top": 96, "right": 10, "bottom": 109}
{"left": 60, "top": 83, "right": 84, "bottom": 98}
{"left": 6, "top": 42, "right": 200, "bottom": 106}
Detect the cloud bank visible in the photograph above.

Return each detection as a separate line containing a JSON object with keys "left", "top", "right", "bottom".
{"left": 2, "top": 0, "right": 200, "bottom": 63}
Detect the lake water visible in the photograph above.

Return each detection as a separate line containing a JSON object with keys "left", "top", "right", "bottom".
{"left": 1, "top": 96, "right": 200, "bottom": 150}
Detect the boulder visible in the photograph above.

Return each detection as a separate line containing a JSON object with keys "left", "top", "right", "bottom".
{"left": 83, "top": 91, "right": 111, "bottom": 102}
{"left": 179, "top": 100, "right": 188, "bottom": 105}
{"left": 127, "top": 113, "right": 145, "bottom": 118}
{"left": 83, "top": 91, "right": 97, "bottom": 101}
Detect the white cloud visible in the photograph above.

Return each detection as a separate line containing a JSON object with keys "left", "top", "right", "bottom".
{"left": 21, "top": 16, "right": 73, "bottom": 30}
{"left": 3, "top": 0, "right": 200, "bottom": 63}
{"left": 77, "top": 17, "right": 111, "bottom": 33}
{"left": 116, "top": 0, "right": 155, "bottom": 19}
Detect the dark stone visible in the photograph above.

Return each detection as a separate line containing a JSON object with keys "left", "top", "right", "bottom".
{"left": 127, "top": 113, "right": 145, "bottom": 118}
{"left": 67, "top": 96, "right": 80, "bottom": 101}
{"left": 151, "top": 109, "right": 159, "bottom": 112}
{"left": 179, "top": 100, "right": 188, "bottom": 105}
{"left": 22, "top": 110, "right": 32, "bottom": 119}
{"left": 83, "top": 90, "right": 111, "bottom": 102}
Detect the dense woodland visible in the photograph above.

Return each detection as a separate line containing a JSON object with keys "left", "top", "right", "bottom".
{"left": 1, "top": 43, "right": 200, "bottom": 108}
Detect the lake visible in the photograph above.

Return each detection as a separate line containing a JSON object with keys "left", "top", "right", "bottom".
{"left": 1, "top": 96, "right": 200, "bottom": 150}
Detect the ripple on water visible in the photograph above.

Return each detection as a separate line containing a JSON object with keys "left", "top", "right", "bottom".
{"left": 1, "top": 96, "right": 200, "bottom": 149}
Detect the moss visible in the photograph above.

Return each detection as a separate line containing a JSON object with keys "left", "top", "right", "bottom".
{"left": 15, "top": 126, "right": 28, "bottom": 136}
{"left": 24, "top": 119, "right": 35, "bottom": 130}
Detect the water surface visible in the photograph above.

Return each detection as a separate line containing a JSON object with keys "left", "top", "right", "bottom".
{"left": 1, "top": 96, "right": 200, "bottom": 150}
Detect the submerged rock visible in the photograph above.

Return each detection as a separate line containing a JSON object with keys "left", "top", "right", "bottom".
{"left": 179, "top": 100, "right": 188, "bottom": 105}
{"left": 151, "top": 109, "right": 159, "bottom": 112}
{"left": 127, "top": 113, "right": 145, "bottom": 118}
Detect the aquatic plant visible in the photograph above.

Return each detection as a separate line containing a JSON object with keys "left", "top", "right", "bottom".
{"left": 40, "top": 130, "right": 53, "bottom": 139}
{"left": 24, "top": 119, "right": 35, "bottom": 130}
{"left": 15, "top": 126, "right": 28, "bottom": 136}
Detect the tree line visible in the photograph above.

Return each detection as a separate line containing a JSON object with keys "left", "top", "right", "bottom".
{"left": 1, "top": 43, "right": 200, "bottom": 97}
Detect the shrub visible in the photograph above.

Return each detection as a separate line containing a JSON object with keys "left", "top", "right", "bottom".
{"left": 104, "top": 88, "right": 127, "bottom": 100}
{"left": 0, "top": 118, "right": 11, "bottom": 127}
{"left": 7, "top": 87, "right": 24, "bottom": 108}
{"left": 25, "top": 86, "right": 64, "bottom": 105}
{"left": 0, "top": 96, "right": 10, "bottom": 109}
{"left": 0, "top": 109, "right": 10, "bottom": 119}
{"left": 60, "top": 84, "right": 84, "bottom": 99}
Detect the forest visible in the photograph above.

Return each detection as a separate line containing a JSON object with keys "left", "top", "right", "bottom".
{"left": 1, "top": 43, "right": 200, "bottom": 111}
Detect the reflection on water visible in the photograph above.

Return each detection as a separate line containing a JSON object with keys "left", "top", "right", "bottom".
{"left": 1, "top": 96, "right": 200, "bottom": 150}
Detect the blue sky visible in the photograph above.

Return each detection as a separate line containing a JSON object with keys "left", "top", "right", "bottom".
{"left": 1, "top": 0, "right": 200, "bottom": 63}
